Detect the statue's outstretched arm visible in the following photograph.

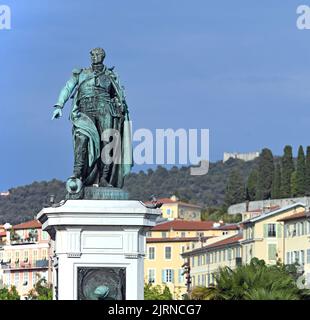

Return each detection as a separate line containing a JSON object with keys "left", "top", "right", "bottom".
{"left": 52, "top": 69, "right": 80, "bottom": 120}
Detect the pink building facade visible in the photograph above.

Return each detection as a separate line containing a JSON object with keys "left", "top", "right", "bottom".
{"left": 0, "top": 220, "right": 53, "bottom": 299}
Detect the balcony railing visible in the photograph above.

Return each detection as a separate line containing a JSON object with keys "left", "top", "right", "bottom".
{"left": 0, "top": 259, "right": 48, "bottom": 270}
{"left": 10, "top": 237, "right": 38, "bottom": 245}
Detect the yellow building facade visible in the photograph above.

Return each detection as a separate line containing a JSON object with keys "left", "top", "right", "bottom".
{"left": 241, "top": 203, "right": 306, "bottom": 265}
{"left": 144, "top": 220, "right": 239, "bottom": 299}
{"left": 278, "top": 211, "right": 310, "bottom": 286}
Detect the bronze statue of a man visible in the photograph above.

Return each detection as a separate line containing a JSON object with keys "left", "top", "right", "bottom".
{"left": 52, "top": 48, "right": 132, "bottom": 194}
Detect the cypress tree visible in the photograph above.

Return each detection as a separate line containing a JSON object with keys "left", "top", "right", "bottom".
{"left": 291, "top": 171, "right": 298, "bottom": 197}
{"left": 256, "top": 148, "right": 274, "bottom": 200}
{"left": 224, "top": 169, "right": 245, "bottom": 207}
{"left": 271, "top": 163, "right": 281, "bottom": 199}
{"left": 246, "top": 169, "right": 258, "bottom": 201}
{"left": 296, "top": 145, "right": 306, "bottom": 196}
{"left": 281, "top": 145, "right": 294, "bottom": 198}
{"left": 305, "top": 146, "right": 310, "bottom": 196}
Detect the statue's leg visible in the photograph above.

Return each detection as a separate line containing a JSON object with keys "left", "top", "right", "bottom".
{"left": 73, "top": 130, "right": 89, "bottom": 180}
{"left": 97, "top": 102, "right": 114, "bottom": 187}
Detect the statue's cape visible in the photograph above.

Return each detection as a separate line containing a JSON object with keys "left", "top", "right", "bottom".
{"left": 70, "top": 67, "right": 133, "bottom": 186}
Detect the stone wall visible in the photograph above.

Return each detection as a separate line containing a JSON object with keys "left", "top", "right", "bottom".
{"left": 228, "top": 197, "right": 310, "bottom": 214}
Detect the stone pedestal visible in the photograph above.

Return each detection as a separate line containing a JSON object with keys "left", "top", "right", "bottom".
{"left": 37, "top": 199, "right": 160, "bottom": 300}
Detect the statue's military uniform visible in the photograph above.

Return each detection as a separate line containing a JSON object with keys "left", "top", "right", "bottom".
{"left": 55, "top": 65, "right": 123, "bottom": 185}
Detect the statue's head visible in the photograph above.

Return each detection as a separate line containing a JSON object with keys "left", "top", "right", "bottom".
{"left": 90, "top": 47, "right": 105, "bottom": 64}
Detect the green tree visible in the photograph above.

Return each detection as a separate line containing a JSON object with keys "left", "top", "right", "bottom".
{"left": 281, "top": 145, "right": 295, "bottom": 198}
{"left": 291, "top": 171, "right": 298, "bottom": 197}
{"left": 256, "top": 148, "right": 274, "bottom": 200}
{"left": 271, "top": 163, "right": 281, "bottom": 199}
{"left": 224, "top": 169, "right": 245, "bottom": 207}
{"left": 193, "top": 258, "right": 308, "bottom": 300}
{"left": 0, "top": 286, "right": 20, "bottom": 300}
{"left": 296, "top": 146, "right": 306, "bottom": 196}
{"left": 246, "top": 169, "right": 258, "bottom": 201}
{"left": 144, "top": 283, "right": 173, "bottom": 300}
{"left": 305, "top": 146, "right": 310, "bottom": 196}
{"left": 27, "top": 278, "right": 53, "bottom": 300}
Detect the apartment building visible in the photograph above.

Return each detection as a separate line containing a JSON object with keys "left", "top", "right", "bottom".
{"left": 278, "top": 210, "right": 310, "bottom": 285}
{"left": 182, "top": 233, "right": 242, "bottom": 287}
{"left": 0, "top": 220, "right": 52, "bottom": 299}
{"left": 145, "top": 195, "right": 202, "bottom": 221}
{"left": 241, "top": 203, "right": 305, "bottom": 265}
{"left": 144, "top": 219, "right": 239, "bottom": 299}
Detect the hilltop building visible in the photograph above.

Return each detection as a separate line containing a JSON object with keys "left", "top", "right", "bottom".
{"left": 223, "top": 152, "right": 259, "bottom": 163}
{"left": 144, "top": 195, "right": 202, "bottom": 221}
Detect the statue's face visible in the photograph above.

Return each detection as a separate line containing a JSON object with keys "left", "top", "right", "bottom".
{"left": 90, "top": 50, "right": 105, "bottom": 64}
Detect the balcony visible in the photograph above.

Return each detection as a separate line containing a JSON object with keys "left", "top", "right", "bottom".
{"left": 0, "top": 259, "right": 48, "bottom": 270}
{"left": 10, "top": 237, "right": 38, "bottom": 245}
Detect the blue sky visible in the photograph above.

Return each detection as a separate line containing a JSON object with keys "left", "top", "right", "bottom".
{"left": 1, "top": 0, "right": 310, "bottom": 190}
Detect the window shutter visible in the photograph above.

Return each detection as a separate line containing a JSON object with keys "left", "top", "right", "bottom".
{"left": 277, "top": 224, "right": 282, "bottom": 238}
{"left": 178, "top": 269, "right": 182, "bottom": 284}
{"left": 264, "top": 224, "right": 268, "bottom": 238}
{"left": 268, "top": 244, "right": 277, "bottom": 260}
{"left": 162, "top": 269, "right": 166, "bottom": 283}
{"left": 171, "top": 269, "right": 175, "bottom": 283}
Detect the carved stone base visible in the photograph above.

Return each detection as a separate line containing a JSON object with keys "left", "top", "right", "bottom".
{"left": 66, "top": 187, "right": 129, "bottom": 200}
{"left": 37, "top": 200, "right": 160, "bottom": 300}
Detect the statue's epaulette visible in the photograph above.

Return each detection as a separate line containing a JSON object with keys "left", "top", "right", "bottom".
{"left": 72, "top": 68, "right": 82, "bottom": 75}
{"left": 108, "top": 66, "right": 115, "bottom": 71}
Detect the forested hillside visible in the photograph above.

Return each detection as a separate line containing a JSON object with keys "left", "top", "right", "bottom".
{"left": 0, "top": 158, "right": 257, "bottom": 224}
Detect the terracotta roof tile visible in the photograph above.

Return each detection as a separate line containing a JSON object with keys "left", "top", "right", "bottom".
{"left": 13, "top": 220, "right": 41, "bottom": 230}
{"left": 147, "top": 236, "right": 213, "bottom": 243}
{"left": 277, "top": 211, "right": 309, "bottom": 222}
{"left": 151, "top": 220, "right": 217, "bottom": 231}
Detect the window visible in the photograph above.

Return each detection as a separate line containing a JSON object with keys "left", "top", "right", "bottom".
{"left": 268, "top": 244, "right": 277, "bottom": 261}
{"left": 162, "top": 269, "right": 174, "bottom": 283}
{"left": 33, "top": 250, "right": 38, "bottom": 263}
{"left": 161, "top": 232, "right": 167, "bottom": 238}
{"left": 181, "top": 232, "right": 186, "bottom": 238}
{"left": 41, "top": 249, "right": 48, "bottom": 260}
{"left": 202, "top": 274, "right": 206, "bottom": 286}
{"left": 146, "top": 232, "right": 152, "bottom": 237}
{"left": 42, "top": 231, "right": 49, "bottom": 240}
{"left": 307, "top": 221, "right": 310, "bottom": 235}
{"left": 287, "top": 252, "right": 290, "bottom": 264}
{"left": 14, "top": 273, "right": 19, "bottom": 287}
{"left": 228, "top": 248, "right": 232, "bottom": 261}
{"left": 165, "top": 247, "right": 172, "bottom": 260}
{"left": 23, "top": 251, "right": 29, "bottom": 262}
{"left": 191, "top": 256, "right": 195, "bottom": 267}
{"left": 236, "top": 247, "right": 241, "bottom": 258}
{"left": 178, "top": 269, "right": 184, "bottom": 284}
{"left": 23, "top": 272, "right": 29, "bottom": 286}
{"left": 301, "top": 250, "right": 305, "bottom": 265}
{"left": 285, "top": 225, "right": 289, "bottom": 238}
{"left": 267, "top": 224, "right": 276, "bottom": 237}
{"left": 148, "top": 269, "right": 155, "bottom": 283}
{"left": 301, "top": 222, "right": 306, "bottom": 236}
{"left": 148, "top": 247, "right": 155, "bottom": 260}
{"left": 294, "top": 251, "right": 299, "bottom": 263}
{"left": 307, "top": 249, "right": 310, "bottom": 264}
{"left": 6, "top": 273, "right": 11, "bottom": 287}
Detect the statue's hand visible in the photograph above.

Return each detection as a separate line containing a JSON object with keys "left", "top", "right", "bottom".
{"left": 52, "top": 106, "right": 63, "bottom": 120}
